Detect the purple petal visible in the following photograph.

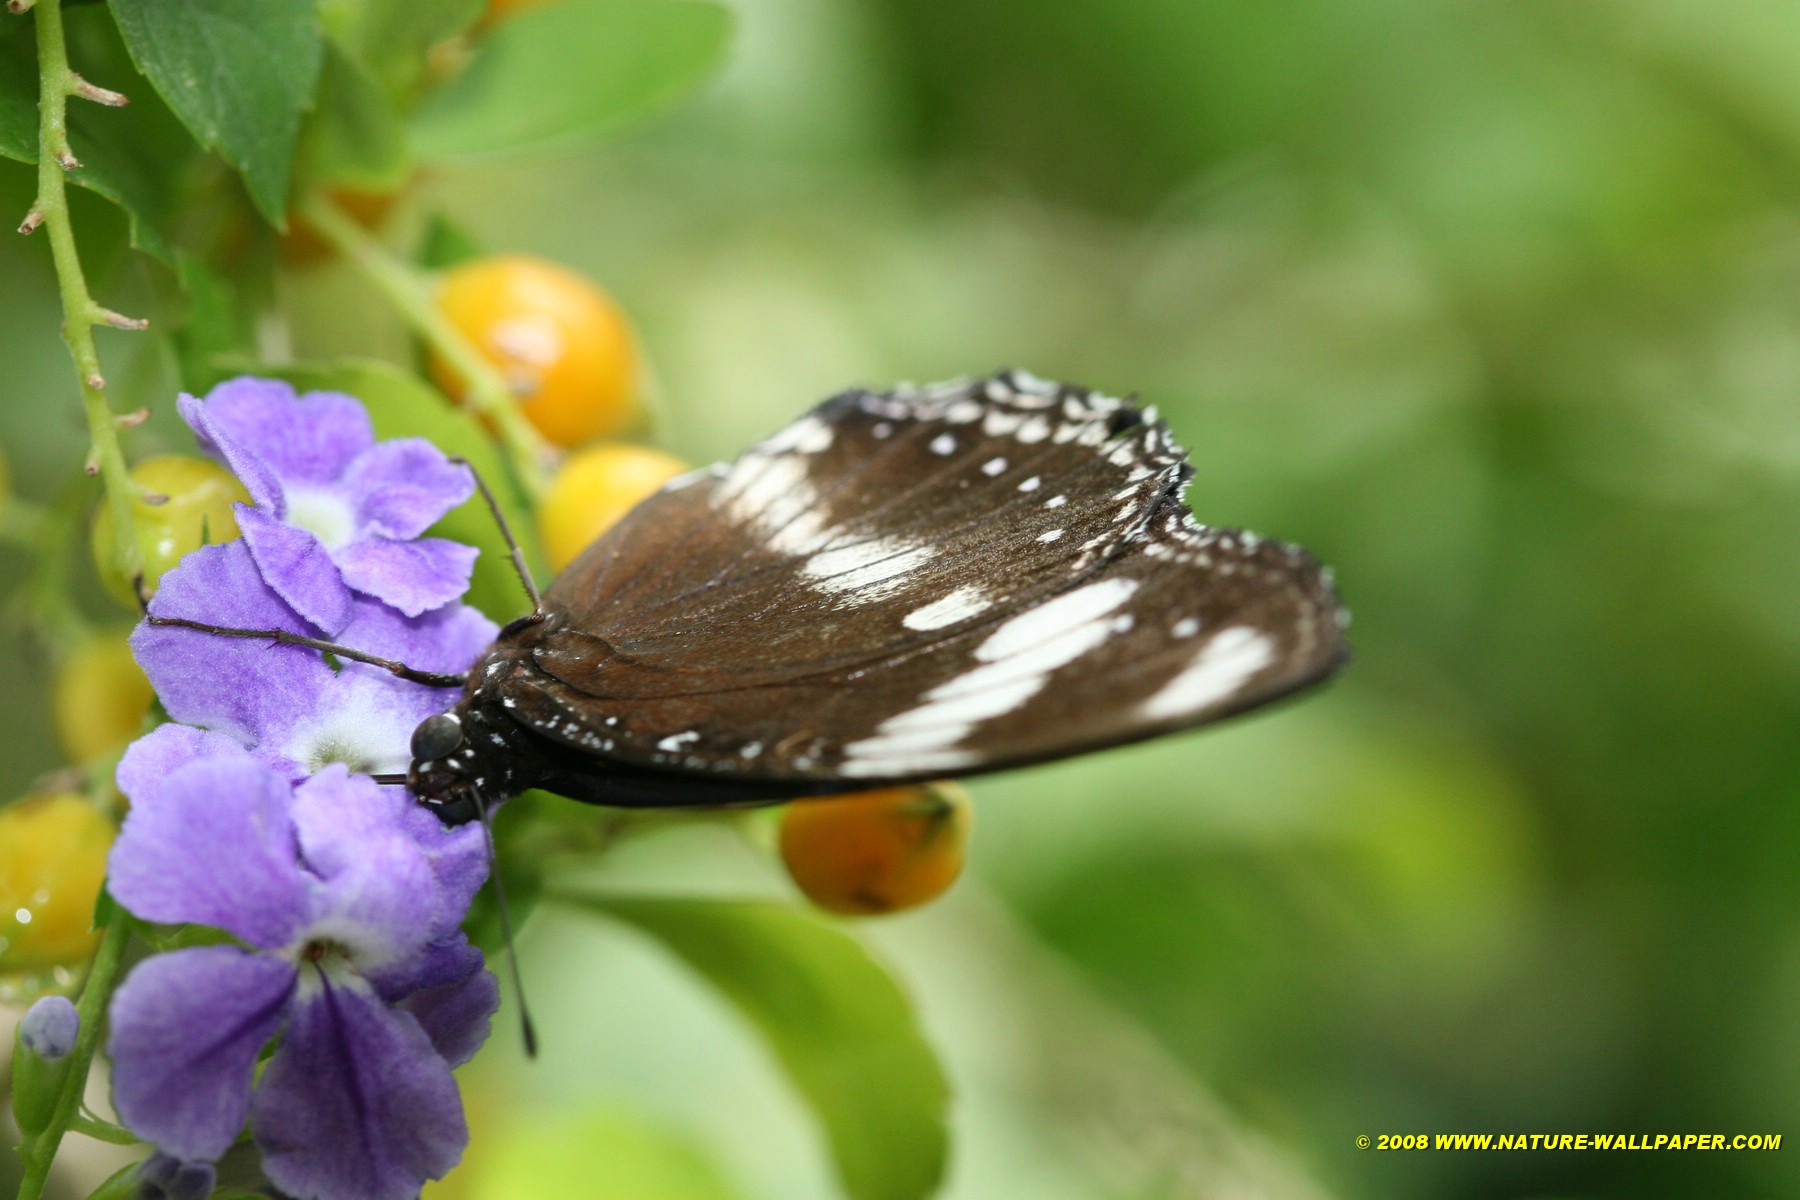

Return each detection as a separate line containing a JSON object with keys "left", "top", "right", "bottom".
{"left": 253, "top": 980, "right": 467, "bottom": 1200}
{"left": 237, "top": 507, "right": 354, "bottom": 636}
{"left": 253, "top": 600, "right": 493, "bottom": 785}
{"left": 109, "top": 757, "right": 313, "bottom": 947}
{"left": 391, "top": 803, "right": 488, "bottom": 933}
{"left": 133, "top": 544, "right": 488, "bottom": 781}
{"left": 290, "top": 769, "right": 441, "bottom": 972}
{"left": 136, "top": 541, "right": 335, "bottom": 768}
{"left": 333, "top": 537, "right": 479, "bottom": 617}
{"left": 341, "top": 595, "right": 498, "bottom": 678}
{"left": 180, "top": 391, "right": 284, "bottom": 513}
{"left": 185, "top": 379, "right": 374, "bottom": 511}
{"left": 383, "top": 939, "right": 498, "bottom": 1067}
{"left": 109, "top": 946, "right": 296, "bottom": 1162}
{"left": 116, "top": 725, "right": 250, "bottom": 803}
{"left": 344, "top": 440, "right": 474, "bottom": 541}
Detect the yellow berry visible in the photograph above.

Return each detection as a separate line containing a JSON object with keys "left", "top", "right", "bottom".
{"left": 52, "top": 630, "right": 154, "bottom": 765}
{"left": 778, "top": 783, "right": 972, "bottom": 916}
{"left": 537, "top": 443, "right": 688, "bottom": 570}
{"left": 91, "top": 455, "right": 249, "bottom": 607}
{"left": 0, "top": 794, "right": 114, "bottom": 973}
{"left": 430, "top": 255, "right": 639, "bottom": 449}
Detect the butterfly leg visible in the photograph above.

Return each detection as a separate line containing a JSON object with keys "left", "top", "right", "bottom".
{"left": 449, "top": 456, "right": 543, "bottom": 617}
{"left": 144, "top": 616, "right": 468, "bottom": 688}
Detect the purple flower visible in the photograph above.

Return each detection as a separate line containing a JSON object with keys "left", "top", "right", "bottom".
{"left": 106, "top": 756, "right": 496, "bottom": 1200}
{"left": 182, "top": 377, "right": 478, "bottom": 632}
{"left": 131, "top": 540, "right": 496, "bottom": 781}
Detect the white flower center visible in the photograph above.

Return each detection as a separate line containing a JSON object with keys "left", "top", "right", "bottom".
{"left": 285, "top": 486, "right": 358, "bottom": 550}
{"left": 290, "top": 935, "right": 383, "bottom": 996}
{"left": 280, "top": 680, "right": 416, "bottom": 777}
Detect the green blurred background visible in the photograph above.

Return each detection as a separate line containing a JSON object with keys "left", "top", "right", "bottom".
{"left": 4, "top": 1, "right": 1799, "bottom": 1197}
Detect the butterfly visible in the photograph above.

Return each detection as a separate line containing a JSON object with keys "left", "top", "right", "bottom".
{"left": 159, "top": 370, "right": 1349, "bottom": 826}
{"left": 401, "top": 369, "right": 1350, "bottom": 824}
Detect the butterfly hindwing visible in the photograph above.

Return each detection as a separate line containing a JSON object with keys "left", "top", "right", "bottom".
{"left": 506, "top": 372, "right": 1346, "bottom": 785}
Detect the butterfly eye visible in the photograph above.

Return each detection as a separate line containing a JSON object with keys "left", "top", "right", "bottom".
{"left": 410, "top": 714, "right": 464, "bottom": 762}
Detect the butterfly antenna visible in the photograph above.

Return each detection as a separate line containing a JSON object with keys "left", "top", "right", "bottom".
{"left": 449, "top": 456, "right": 543, "bottom": 616}
{"left": 470, "top": 791, "right": 539, "bottom": 1058}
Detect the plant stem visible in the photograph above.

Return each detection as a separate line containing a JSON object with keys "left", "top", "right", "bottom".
{"left": 66, "top": 1112, "right": 139, "bottom": 1146}
{"left": 26, "top": 0, "right": 146, "bottom": 595}
{"left": 295, "top": 192, "right": 552, "bottom": 497}
{"left": 15, "top": 915, "right": 132, "bottom": 1200}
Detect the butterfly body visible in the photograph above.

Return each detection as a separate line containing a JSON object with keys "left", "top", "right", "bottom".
{"left": 407, "top": 371, "right": 1349, "bottom": 826}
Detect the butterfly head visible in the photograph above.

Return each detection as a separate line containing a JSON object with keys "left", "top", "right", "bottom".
{"left": 406, "top": 710, "right": 502, "bottom": 827}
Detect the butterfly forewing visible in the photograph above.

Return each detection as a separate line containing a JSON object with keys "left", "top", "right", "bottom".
{"left": 505, "top": 372, "right": 1346, "bottom": 785}
{"left": 535, "top": 373, "right": 1186, "bottom": 687}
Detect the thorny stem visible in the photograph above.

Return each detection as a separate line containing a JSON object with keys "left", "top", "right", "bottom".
{"left": 295, "top": 192, "right": 552, "bottom": 497}
{"left": 24, "top": 0, "right": 147, "bottom": 599}
{"left": 15, "top": 915, "right": 132, "bottom": 1200}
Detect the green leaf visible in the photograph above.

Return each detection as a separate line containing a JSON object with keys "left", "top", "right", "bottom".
{"left": 109, "top": 0, "right": 324, "bottom": 227}
{"left": 475, "top": 1108, "right": 745, "bottom": 1200}
{"left": 297, "top": 39, "right": 410, "bottom": 191}
{"left": 410, "top": 0, "right": 732, "bottom": 162}
{"left": 242, "top": 358, "right": 547, "bottom": 622}
{"left": 0, "top": 20, "right": 175, "bottom": 261}
{"left": 569, "top": 896, "right": 950, "bottom": 1200}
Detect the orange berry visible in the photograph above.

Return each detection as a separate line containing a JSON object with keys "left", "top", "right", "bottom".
{"left": 430, "top": 255, "right": 639, "bottom": 449}
{"left": 52, "top": 630, "right": 154, "bottom": 765}
{"left": 92, "top": 455, "right": 250, "bottom": 607}
{"left": 537, "top": 443, "right": 688, "bottom": 570}
{"left": 778, "top": 783, "right": 972, "bottom": 916}
{"left": 0, "top": 794, "right": 114, "bottom": 973}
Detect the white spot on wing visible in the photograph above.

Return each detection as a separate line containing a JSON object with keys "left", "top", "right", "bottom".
{"left": 930, "top": 433, "right": 957, "bottom": 456}
{"left": 982, "top": 456, "right": 1007, "bottom": 476}
{"left": 1018, "top": 476, "right": 1041, "bottom": 492}
{"left": 763, "top": 415, "right": 833, "bottom": 454}
{"left": 840, "top": 578, "right": 1141, "bottom": 776}
{"left": 1141, "top": 627, "right": 1275, "bottom": 720}
{"left": 1037, "top": 528, "right": 1064, "bottom": 543}
{"left": 903, "top": 584, "right": 991, "bottom": 631}
{"left": 804, "top": 538, "right": 938, "bottom": 600}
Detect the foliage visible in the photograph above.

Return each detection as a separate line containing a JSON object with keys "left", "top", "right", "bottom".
{"left": 4, "top": 1, "right": 1797, "bottom": 1200}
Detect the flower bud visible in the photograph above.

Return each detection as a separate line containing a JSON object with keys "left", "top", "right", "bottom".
{"left": 11, "top": 995, "right": 79, "bottom": 1136}
{"left": 20, "top": 994, "right": 78, "bottom": 1059}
